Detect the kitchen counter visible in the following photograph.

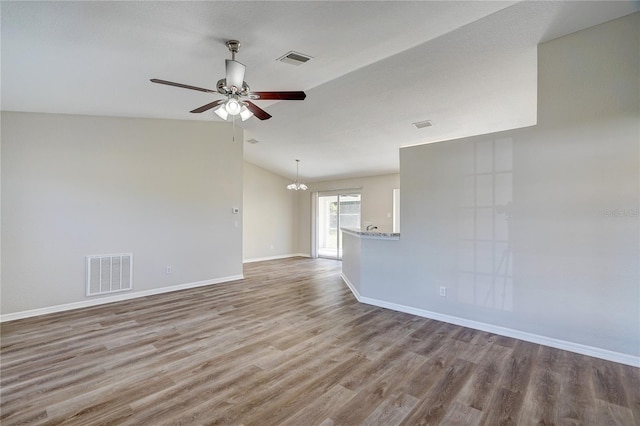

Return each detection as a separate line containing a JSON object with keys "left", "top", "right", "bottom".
{"left": 341, "top": 227, "right": 400, "bottom": 240}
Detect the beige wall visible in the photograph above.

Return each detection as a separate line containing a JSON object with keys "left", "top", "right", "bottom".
{"left": 349, "top": 13, "right": 639, "bottom": 359}
{"left": 1, "top": 112, "right": 243, "bottom": 316}
{"left": 296, "top": 174, "right": 400, "bottom": 255}
{"left": 243, "top": 161, "right": 298, "bottom": 261}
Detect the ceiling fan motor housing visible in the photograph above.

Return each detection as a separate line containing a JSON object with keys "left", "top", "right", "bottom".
{"left": 217, "top": 78, "right": 250, "bottom": 96}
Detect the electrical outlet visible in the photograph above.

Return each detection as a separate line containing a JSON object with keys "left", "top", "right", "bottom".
{"left": 165, "top": 266, "right": 172, "bottom": 274}
{"left": 439, "top": 286, "right": 447, "bottom": 297}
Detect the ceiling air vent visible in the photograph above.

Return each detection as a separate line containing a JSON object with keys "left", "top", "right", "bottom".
{"left": 277, "top": 51, "right": 313, "bottom": 66}
{"left": 413, "top": 120, "right": 433, "bottom": 129}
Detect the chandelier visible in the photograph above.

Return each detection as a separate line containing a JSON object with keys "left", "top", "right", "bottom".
{"left": 287, "top": 159, "right": 308, "bottom": 191}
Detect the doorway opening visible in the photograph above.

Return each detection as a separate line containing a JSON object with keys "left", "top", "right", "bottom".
{"left": 317, "top": 193, "right": 361, "bottom": 259}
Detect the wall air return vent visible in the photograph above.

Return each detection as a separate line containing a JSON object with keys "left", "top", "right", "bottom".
{"left": 86, "top": 253, "right": 133, "bottom": 296}
{"left": 277, "top": 51, "right": 313, "bottom": 66}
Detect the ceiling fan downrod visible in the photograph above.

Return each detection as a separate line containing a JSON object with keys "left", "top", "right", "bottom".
{"left": 226, "top": 40, "right": 240, "bottom": 61}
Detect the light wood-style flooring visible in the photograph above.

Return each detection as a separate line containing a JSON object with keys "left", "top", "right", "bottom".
{"left": 1, "top": 257, "right": 639, "bottom": 425}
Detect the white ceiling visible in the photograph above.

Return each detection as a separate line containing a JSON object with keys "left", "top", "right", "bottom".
{"left": 2, "top": 1, "right": 637, "bottom": 181}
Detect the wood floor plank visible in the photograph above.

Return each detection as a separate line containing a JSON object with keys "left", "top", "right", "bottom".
{"left": 361, "top": 391, "right": 419, "bottom": 426}
{"left": 591, "top": 357, "right": 630, "bottom": 407}
{"left": 557, "top": 351, "right": 597, "bottom": 425}
{"left": 480, "top": 340, "right": 539, "bottom": 425}
{"left": 165, "top": 338, "right": 362, "bottom": 425}
{"left": 519, "top": 357, "right": 560, "bottom": 425}
{"left": 440, "top": 400, "right": 484, "bottom": 426}
{"left": 457, "top": 344, "right": 511, "bottom": 412}
{"left": 240, "top": 353, "right": 367, "bottom": 426}
{"left": 338, "top": 344, "right": 408, "bottom": 392}
{"left": 329, "top": 351, "right": 429, "bottom": 425}
{"left": 400, "top": 357, "right": 476, "bottom": 425}
{"left": 592, "top": 398, "right": 637, "bottom": 426}
{"left": 620, "top": 363, "right": 640, "bottom": 424}
{"left": 122, "top": 365, "right": 263, "bottom": 425}
{"left": 279, "top": 384, "right": 356, "bottom": 426}
{"left": 1, "top": 257, "right": 638, "bottom": 426}
{"left": 456, "top": 330, "right": 499, "bottom": 364}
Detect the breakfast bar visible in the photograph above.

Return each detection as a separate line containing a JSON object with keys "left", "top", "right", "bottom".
{"left": 340, "top": 227, "right": 400, "bottom": 300}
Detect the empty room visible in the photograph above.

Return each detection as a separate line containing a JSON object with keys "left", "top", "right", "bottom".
{"left": 1, "top": 1, "right": 639, "bottom": 425}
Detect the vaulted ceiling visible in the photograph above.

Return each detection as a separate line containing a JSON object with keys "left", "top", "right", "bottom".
{"left": 2, "top": 1, "right": 637, "bottom": 181}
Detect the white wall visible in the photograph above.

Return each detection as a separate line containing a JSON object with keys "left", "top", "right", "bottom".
{"left": 350, "top": 14, "right": 639, "bottom": 360}
{"left": 243, "top": 161, "right": 298, "bottom": 261}
{"left": 296, "top": 173, "right": 400, "bottom": 255}
{"left": 1, "top": 112, "right": 244, "bottom": 316}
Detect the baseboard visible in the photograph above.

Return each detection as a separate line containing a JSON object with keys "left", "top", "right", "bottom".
{"left": 243, "top": 253, "right": 310, "bottom": 263}
{"left": 340, "top": 272, "right": 362, "bottom": 300}
{"left": 0, "top": 274, "right": 245, "bottom": 323}
{"left": 340, "top": 274, "right": 639, "bottom": 368}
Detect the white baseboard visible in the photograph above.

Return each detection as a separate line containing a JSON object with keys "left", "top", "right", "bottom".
{"left": 243, "top": 253, "right": 310, "bottom": 263}
{"left": 0, "top": 274, "right": 245, "bottom": 323}
{"left": 341, "top": 272, "right": 361, "bottom": 300}
{"left": 340, "top": 273, "right": 639, "bottom": 368}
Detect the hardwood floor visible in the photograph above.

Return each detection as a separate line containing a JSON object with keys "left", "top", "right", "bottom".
{"left": 1, "top": 257, "right": 638, "bottom": 425}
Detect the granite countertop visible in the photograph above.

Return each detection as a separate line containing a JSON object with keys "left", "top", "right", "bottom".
{"left": 341, "top": 227, "right": 400, "bottom": 239}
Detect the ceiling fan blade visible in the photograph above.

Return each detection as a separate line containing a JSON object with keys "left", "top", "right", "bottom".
{"left": 225, "top": 59, "right": 246, "bottom": 90}
{"left": 245, "top": 101, "right": 272, "bottom": 120}
{"left": 190, "top": 99, "right": 225, "bottom": 114}
{"left": 150, "top": 79, "right": 216, "bottom": 93}
{"left": 250, "top": 91, "right": 306, "bottom": 100}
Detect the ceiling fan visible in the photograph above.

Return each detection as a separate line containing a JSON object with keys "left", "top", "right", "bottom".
{"left": 151, "top": 40, "right": 306, "bottom": 121}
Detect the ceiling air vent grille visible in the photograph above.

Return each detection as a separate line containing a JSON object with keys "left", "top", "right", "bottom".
{"left": 413, "top": 120, "right": 434, "bottom": 129}
{"left": 277, "top": 51, "right": 313, "bottom": 66}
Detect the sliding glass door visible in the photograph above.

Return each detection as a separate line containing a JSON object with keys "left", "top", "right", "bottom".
{"left": 317, "top": 193, "right": 361, "bottom": 259}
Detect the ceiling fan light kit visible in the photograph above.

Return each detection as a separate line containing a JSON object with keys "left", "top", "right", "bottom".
{"left": 151, "top": 40, "right": 306, "bottom": 121}
{"left": 239, "top": 106, "right": 253, "bottom": 121}
{"left": 213, "top": 105, "right": 228, "bottom": 120}
{"left": 224, "top": 97, "right": 242, "bottom": 115}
